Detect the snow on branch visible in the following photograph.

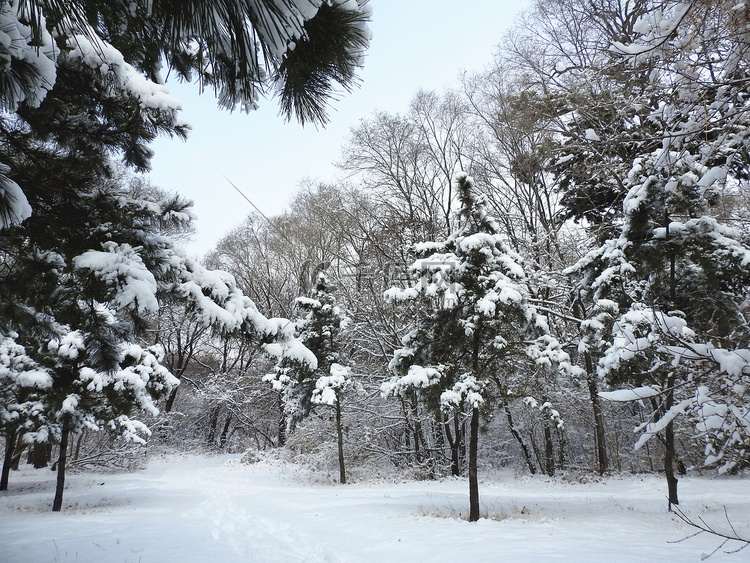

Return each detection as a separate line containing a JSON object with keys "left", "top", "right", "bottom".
{"left": 381, "top": 364, "right": 443, "bottom": 399}
{"left": 0, "top": 1, "right": 57, "bottom": 111}
{"left": 633, "top": 397, "right": 694, "bottom": 451}
{"left": 67, "top": 33, "right": 182, "bottom": 114}
{"left": 74, "top": 242, "right": 159, "bottom": 315}
{"left": 599, "top": 386, "right": 662, "bottom": 402}
{"left": 312, "top": 363, "right": 352, "bottom": 406}
{"left": 440, "top": 374, "right": 484, "bottom": 412}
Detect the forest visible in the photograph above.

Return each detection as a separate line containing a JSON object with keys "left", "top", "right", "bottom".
{"left": 1, "top": 0, "right": 749, "bottom": 542}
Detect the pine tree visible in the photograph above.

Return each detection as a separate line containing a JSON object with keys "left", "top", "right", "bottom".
{"left": 0, "top": 335, "right": 50, "bottom": 490}
{"left": 383, "top": 174, "right": 578, "bottom": 521}
{"left": 567, "top": 0, "right": 750, "bottom": 508}
{"left": 264, "top": 272, "right": 352, "bottom": 483}
{"left": 0, "top": 28, "right": 315, "bottom": 506}
{"left": 2, "top": 0, "right": 372, "bottom": 120}
{"left": 0, "top": 0, "right": 372, "bottom": 226}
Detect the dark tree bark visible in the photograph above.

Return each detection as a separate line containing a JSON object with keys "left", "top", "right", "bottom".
{"left": 53, "top": 414, "right": 71, "bottom": 512}
{"left": 468, "top": 406, "right": 480, "bottom": 522}
{"left": 277, "top": 393, "right": 286, "bottom": 447}
{"left": 434, "top": 416, "right": 445, "bottom": 464}
{"left": 574, "top": 296, "right": 609, "bottom": 475}
{"left": 444, "top": 413, "right": 461, "bottom": 476}
{"left": 74, "top": 430, "right": 85, "bottom": 460}
{"left": 164, "top": 386, "right": 180, "bottom": 413}
{"left": 402, "top": 399, "right": 412, "bottom": 453}
{"left": 557, "top": 427, "right": 566, "bottom": 470}
{"left": 586, "top": 365, "right": 609, "bottom": 475}
{"left": 456, "top": 414, "right": 464, "bottom": 472}
{"left": 664, "top": 379, "right": 679, "bottom": 509}
{"left": 335, "top": 399, "right": 346, "bottom": 484}
{"left": 1, "top": 429, "right": 18, "bottom": 490}
{"left": 219, "top": 413, "right": 233, "bottom": 449}
{"left": 29, "top": 441, "right": 50, "bottom": 469}
{"left": 9, "top": 434, "right": 25, "bottom": 470}
{"left": 207, "top": 405, "right": 221, "bottom": 445}
{"left": 460, "top": 419, "right": 467, "bottom": 467}
{"left": 504, "top": 405, "right": 536, "bottom": 474}
{"left": 665, "top": 419, "right": 679, "bottom": 508}
{"left": 543, "top": 420, "right": 555, "bottom": 477}
{"left": 664, "top": 219, "right": 679, "bottom": 509}
{"left": 410, "top": 395, "right": 426, "bottom": 463}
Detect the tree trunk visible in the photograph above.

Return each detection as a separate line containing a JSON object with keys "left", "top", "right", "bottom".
{"left": 664, "top": 383, "right": 679, "bottom": 509}
{"left": 504, "top": 405, "right": 536, "bottom": 474}
{"left": 335, "top": 399, "right": 346, "bottom": 485}
{"left": 543, "top": 420, "right": 555, "bottom": 477}
{"left": 219, "top": 413, "right": 233, "bottom": 449}
{"left": 410, "top": 395, "right": 426, "bottom": 463}
{"left": 53, "top": 414, "right": 71, "bottom": 512}
{"left": 402, "top": 400, "right": 411, "bottom": 453}
{"left": 665, "top": 219, "right": 679, "bottom": 509}
{"left": 434, "top": 416, "right": 445, "bottom": 464}
{"left": 277, "top": 393, "right": 286, "bottom": 447}
{"left": 1, "top": 429, "right": 18, "bottom": 491}
{"left": 10, "top": 433, "right": 25, "bottom": 470}
{"left": 557, "top": 427, "right": 566, "bottom": 470}
{"left": 207, "top": 405, "right": 220, "bottom": 445}
{"left": 165, "top": 386, "right": 179, "bottom": 413}
{"left": 468, "top": 406, "right": 480, "bottom": 522}
{"left": 443, "top": 413, "right": 461, "bottom": 476}
{"left": 74, "top": 430, "right": 85, "bottom": 460}
{"left": 30, "top": 441, "right": 50, "bottom": 469}
{"left": 586, "top": 357, "right": 609, "bottom": 475}
{"left": 574, "top": 296, "right": 609, "bottom": 476}
{"left": 460, "top": 418, "right": 467, "bottom": 468}
{"left": 454, "top": 413, "right": 463, "bottom": 475}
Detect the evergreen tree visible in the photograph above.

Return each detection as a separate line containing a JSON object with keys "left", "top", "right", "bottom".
{"left": 0, "top": 335, "right": 50, "bottom": 490}
{"left": 0, "top": 0, "right": 372, "bottom": 226}
{"left": 3, "top": 0, "right": 372, "bottom": 118}
{"left": 383, "top": 174, "right": 578, "bottom": 521}
{"left": 0, "top": 17, "right": 317, "bottom": 505}
{"left": 567, "top": 0, "right": 750, "bottom": 508}
{"left": 264, "top": 272, "right": 352, "bottom": 483}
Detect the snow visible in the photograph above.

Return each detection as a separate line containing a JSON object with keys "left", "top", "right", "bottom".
{"left": 74, "top": 243, "right": 159, "bottom": 315}
{"left": 60, "top": 394, "right": 79, "bottom": 414}
{"left": 554, "top": 154, "right": 575, "bottom": 165}
{"left": 68, "top": 34, "right": 182, "bottom": 114}
{"left": 381, "top": 364, "right": 442, "bottom": 398}
{"left": 13, "top": 369, "right": 52, "bottom": 389}
{"left": 0, "top": 1, "right": 57, "bottom": 111}
{"left": 584, "top": 128, "right": 601, "bottom": 141}
{"left": 1, "top": 453, "right": 748, "bottom": 562}
{"left": 264, "top": 338, "right": 319, "bottom": 370}
{"left": 633, "top": 397, "right": 694, "bottom": 451}
{"left": 441, "top": 375, "right": 484, "bottom": 410}
{"left": 51, "top": 331, "right": 85, "bottom": 360}
{"left": 312, "top": 363, "right": 352, "bottom": 405}
{"left": 0, "top": 164, "right": 32, "bottom": 228}
{"left": 600, "top": 386, "right": 661, "bottom": 402}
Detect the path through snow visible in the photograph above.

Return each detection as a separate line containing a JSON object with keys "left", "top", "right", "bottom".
{"left": 1, "top": 453, "right": 748, "bottom": 562}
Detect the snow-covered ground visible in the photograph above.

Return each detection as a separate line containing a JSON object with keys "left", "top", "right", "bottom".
{"left": 1, "top": 454, "right": 748, "bottom": 562}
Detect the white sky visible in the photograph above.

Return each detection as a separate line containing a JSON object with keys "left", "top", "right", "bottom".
{"left": 146, "top": 0, "right": 532, "bottom": 256}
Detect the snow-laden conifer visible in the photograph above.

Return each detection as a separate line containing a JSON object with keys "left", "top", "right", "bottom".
{"left": 383, "top": 173, "right": 579, "bottom": 521}
{"left": 0, "top": 35, "right": 316, "bottom": 505}
{"left": 264, "top": 272, "right": 352, "bottom": 482}
{"left": 567, "top": 0, "right": 750, "bottom": 507}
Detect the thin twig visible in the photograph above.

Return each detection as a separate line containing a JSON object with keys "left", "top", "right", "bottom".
{"left": 669, "top": 505, "right": 750, "bottom": 559}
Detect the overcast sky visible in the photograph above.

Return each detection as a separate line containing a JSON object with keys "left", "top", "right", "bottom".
{"left": 146, "top": 0, "right": 532, "bottom": 256}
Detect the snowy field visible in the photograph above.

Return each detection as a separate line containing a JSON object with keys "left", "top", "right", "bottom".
{"left": 1, "top": 454, "right": 749, "bottom": 562}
